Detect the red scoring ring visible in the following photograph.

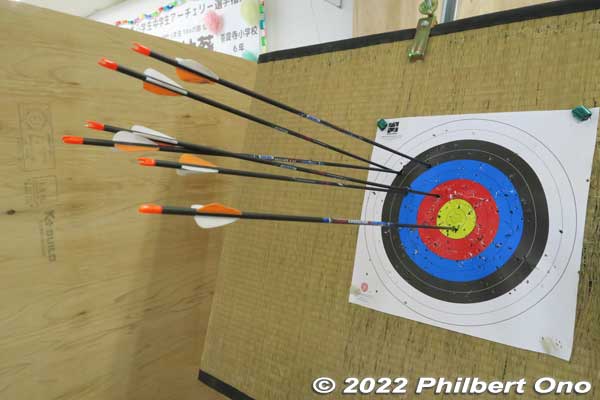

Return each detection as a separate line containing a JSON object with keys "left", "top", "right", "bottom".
{"left": 417, "top": 179, "right": 499, "bottom": 261}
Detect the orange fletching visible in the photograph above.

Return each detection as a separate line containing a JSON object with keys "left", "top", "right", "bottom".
{"left": 143, "top": 82, "right": 180, "bottom": 96}
{"left": 179, "top": 154, "right": 216, "bottom": 168}
{"left": 198, "top": 203, "right": 241, "bottom": 215}
{"left": 176, "top": 67, "right": 213, "bottom": 84}
{"left": 115, "top": 144, "right": 159, "bottom": 152}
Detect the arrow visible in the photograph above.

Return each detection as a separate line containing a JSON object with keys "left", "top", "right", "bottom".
{"left": 62, "top": 131, "right": 439, "bottom": 197}
{"left": 98, "top": 58, "right": 395, "bottom": 172}
{"left": 138, "top": 202, "right": 455, "bottom": 231}
{"left": 61, "top": 135, "right": 422, "bottom": 195}
{"left": 137, "top": 155, "right": 401, "bottom": 194}
{"left": 131, "top": 43, "right": 431, "bottom": 168}
{"left": 85, "top": 120, "right": 394, "bottom": 173}
{"left": 81, "top": 122, "right": 439, "bottom": 197}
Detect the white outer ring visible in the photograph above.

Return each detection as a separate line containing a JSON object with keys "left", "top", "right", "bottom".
{"left": 361, "top": 119, "right": 576, "bottom": 326}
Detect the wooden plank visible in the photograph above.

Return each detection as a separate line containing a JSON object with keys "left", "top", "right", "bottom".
{"left": 353, "top": 0, "right": 442, "bottom": 37}
{"left": 0, "top": 1, "right": 257, "bottom": 399}
{"left": 203, "top": 7, "right": 600, "bottom": 400}
{"left": 353, "top": 0, "right": 556, "bottom": 37}
{"left": 456, "top": 0, "right": 556, "bottom": 19}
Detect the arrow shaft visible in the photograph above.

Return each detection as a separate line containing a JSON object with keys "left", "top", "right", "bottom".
{"left": 82, "top": 137, "right": 136, "bottom": 148}
{"left": 237, "top": 153, "right": 393, "bottom": 173}
{"left": 101, "top": 123, "right": 392, "bottom": 173}
{"left": 159, "top": 205, "right": 452, "bottom": 230}
{"left": 184, "top": 91, "right": 391, "bottom": 170}
{"left": 75, "top": 131, "right": 436, "bottom": 197}
{"left": 175, "top": 139, "right": 433, "bottom": 196}
{"left": 153, "top": 159, "right": 399, "bottom": 194}
{"left": 92, "top": 121, "right": 429, "bottom": 195}
{"left": 111, "top": 63, "right": 394, "bottom": 172}
{"left": 144, "top": 48, "right": 430, "bottom": 168}
{"left": 68, "top": 136, "right": 413, "bottom": 195}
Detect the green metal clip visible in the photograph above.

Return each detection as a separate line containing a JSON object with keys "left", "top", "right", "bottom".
{"left": 572, "top": 105, "right": 592, "bottom": 121}
{"left": 377, "top": 118, "right": 388, "bottom": 131}
{"left": 408, "top": 0, "right": 438, "bottom": 62}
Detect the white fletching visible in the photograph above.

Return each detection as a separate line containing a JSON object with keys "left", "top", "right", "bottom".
{"left": 176, "top": 165, "right": 219, "bottom": 176}
{"left": 113, "top": 131, "right": 156, "bottom": 146}
{"left": 176, "top": 169, "right": 193, "bottom": 176}
{"left": 191, "top": 204, "right": 238, "bottom": 229}
{"left": 176, "top": 58, "right": 219, "bottom": 81}
{"left": 144, "top": 68, "right": 183, "bottom": 88}
{"left": 131, "top": 125, "right": 177, "bottom": 144}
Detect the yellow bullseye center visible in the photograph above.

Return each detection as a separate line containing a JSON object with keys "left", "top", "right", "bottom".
{"left": 437, "top": 199, "right": 476, "bottom": 239}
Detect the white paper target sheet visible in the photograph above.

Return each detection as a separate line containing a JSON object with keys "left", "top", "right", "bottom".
{"left": 349, "top": 109, "right": 599, "bottom": 361}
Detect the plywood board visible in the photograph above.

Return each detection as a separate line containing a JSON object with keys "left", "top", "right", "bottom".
{"left": 202, "top": 6, "right": 600, "bottom": 399}
{"left": 0, "top": 1, "right": 256, "bottom": 399}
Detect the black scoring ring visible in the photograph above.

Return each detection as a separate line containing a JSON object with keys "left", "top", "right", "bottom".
{"left": 381, "top": 140, "right": 549, "bottom": 303}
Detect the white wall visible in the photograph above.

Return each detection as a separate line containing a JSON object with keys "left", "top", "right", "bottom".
{"left": 264, "top": 0, "right": 353, "bottom": 52}
{"left": 16, "top": 0, "right": 125, "bottom": 17}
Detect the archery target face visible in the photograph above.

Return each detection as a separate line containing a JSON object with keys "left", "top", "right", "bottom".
{"left": 382, "top": 140, "right": 549, "bottom": 306}
{"left": 350, "top": 111, "right": 598, "bottom": 360}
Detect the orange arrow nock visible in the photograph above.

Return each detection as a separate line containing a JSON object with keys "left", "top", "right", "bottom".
{"left": 132, "top": 42, "right": 151, "bottom": 56}
{"left": 138, "top": 204, "right": 163, "bottom": 214}
{"left": 85, "top": 120, "right": 104, "bottom": 131}
{"left": 98, "top": 58, "right": 118, "bottom": 70}
{"left": 62, "top": 136, "right": 84, "bottom": 145}
{"left": 137, "top": 157, "right": 156, "bottom": 167}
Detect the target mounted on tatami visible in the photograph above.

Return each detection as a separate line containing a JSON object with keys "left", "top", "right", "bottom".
{"left": 357, "top": 117, "right": 580, "bottom": 328}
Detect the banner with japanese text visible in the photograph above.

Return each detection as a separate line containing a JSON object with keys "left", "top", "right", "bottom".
{"left": 93, "top": 0, "right": 264, "bottom": 61}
